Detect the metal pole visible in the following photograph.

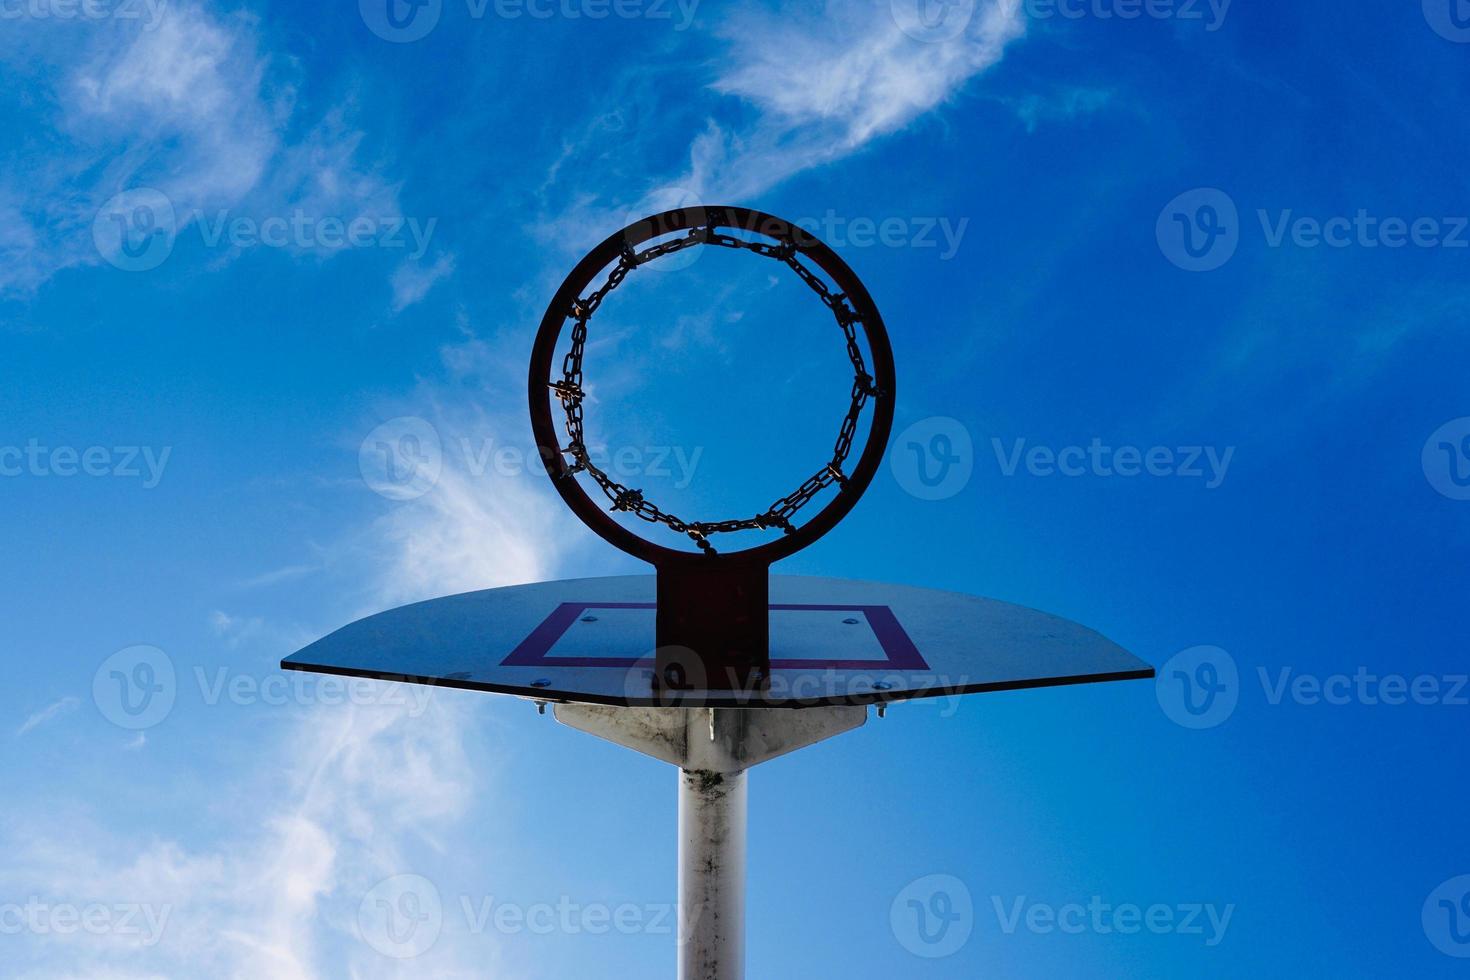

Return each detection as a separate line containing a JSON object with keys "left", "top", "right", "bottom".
{"left": 554, "top": 705, "right": 863, "bottom": 977}
{"left": 677, "top": 767, "right": 747, "bottom": 980}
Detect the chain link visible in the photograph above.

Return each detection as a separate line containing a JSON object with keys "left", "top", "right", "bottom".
{"left": 552, "top": 220, "right": 881, "bottom": 553}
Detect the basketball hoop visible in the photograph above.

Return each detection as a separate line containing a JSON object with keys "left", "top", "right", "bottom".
{"left": 530, "top": 206, "right": 898, "bottom": 691}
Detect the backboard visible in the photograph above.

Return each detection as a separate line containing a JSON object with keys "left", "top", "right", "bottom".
{"left": 281, "top": 575, "right": 1153, "bottom": 708}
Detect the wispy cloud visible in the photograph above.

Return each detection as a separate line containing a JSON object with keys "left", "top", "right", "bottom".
{"left": 360, "top": 323, "right": 579, "bottom": 608}
{"left": 1, "top": 697, "right": 491, "bottom": 977}
{"left": 238, "top": 562, "right": 320, "bottom": 591}
{"left": 1, "top": 4, "right": 403, "bottom": 297}
{"left": 999, "top": 84, "right": 1118, "bottom": 133}
{"left": 390, "top": 253, "right": 457, "bottom": 313}
{"left": 368, "top": 463, "right": 565, "bottom": 607}
{"left": 693, "top": 0, "right": 1024, "bottom": 199}
{"left": 535, "top": 0, "right": 1025, "bottom": 250}
{"left": 208, "top": 610, "right": 266, "bottom": 648}
{"left": 16, "top": 696, "right": 80, "bottom": 737}
{"left": 68, "top": 6, "right": 281, "bottom": 206}
{"left": 713, "top": 0, "right": 1025, "bottom": 153}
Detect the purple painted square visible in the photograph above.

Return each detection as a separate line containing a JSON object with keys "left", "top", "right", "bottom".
{"left": 501, "top": 602, "right": 929, "bottom": 672}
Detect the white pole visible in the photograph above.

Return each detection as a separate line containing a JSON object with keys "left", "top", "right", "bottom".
{"left": 677, "top": 767, "right": 747, "bottom": 980}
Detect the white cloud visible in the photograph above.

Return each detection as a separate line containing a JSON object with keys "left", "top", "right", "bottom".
{"left": 390, "top": 253, "right": 457, "bottom": 313}
{"left": 999, "top": 85, "right": 1117, "bottom": 133}
{"left": 716, "top": 0, "right": 1024, "bottom": 143}
{"left": 1, "top": 697, "right": 493, "bottom": 978}
{"left": 535, "top": 0, "right": 1025, "bottom": 250}
{"left": 0, "top": 4, "right": 402, "bottom": 296}
{"left": 238, "top": 562, "right": 319, "bottom": 590}
{"left": 690, "top": 0, "right": 1024, "bottom": 199}
{"left": 68, "top": 5, "right": 280, "bottom": 206}
{"left": 259, "top": 105, "right": 405, "bottom": 245}
{"left": 369, "top": 463, "right": 564, "bottom": 608}
{"left": 16, "top": 696, "right": 80, "bottom": 736}
{"left": 312, "top": 309, "right": 585, "bottom": 609}
{"left": 208, "top": 610, "right": 266, "bottom": 648}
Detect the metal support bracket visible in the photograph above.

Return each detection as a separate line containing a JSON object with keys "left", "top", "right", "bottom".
{"left": 552, "top": 704, "right": 866, "bottom": 773}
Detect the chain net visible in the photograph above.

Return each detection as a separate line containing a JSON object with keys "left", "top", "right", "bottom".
{"left": 550, "top": 216, "right": 882, "bottom": 554}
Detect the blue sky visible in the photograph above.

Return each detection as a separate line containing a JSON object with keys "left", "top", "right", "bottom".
{"left": 3, "top": 0, "right": 1470, "bottom": 976}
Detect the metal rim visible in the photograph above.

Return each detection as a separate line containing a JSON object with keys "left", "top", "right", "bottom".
{"left": 529, "top": 205, "right": 896, "bottom": 567}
